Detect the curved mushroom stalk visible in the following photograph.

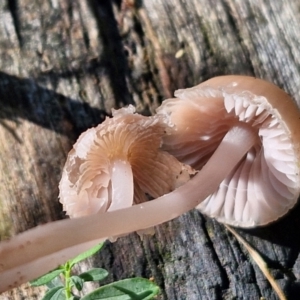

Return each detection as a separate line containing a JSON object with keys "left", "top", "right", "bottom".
{"left": 0, "top": 123, "right": 257, "bottom": 292}
{"left": 157, "top": 75, "right": 300, "bottom": 227}
{"left": 0, "top": 239, "right": 106, "bottom": 293}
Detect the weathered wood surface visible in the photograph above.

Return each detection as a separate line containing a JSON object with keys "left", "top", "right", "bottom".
{"left": 1, "top": 0, "right": 300, "bottom": 299}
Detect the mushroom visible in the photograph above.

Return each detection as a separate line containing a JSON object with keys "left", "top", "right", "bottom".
{"left": 0, "top": 76, "right": 298, "bottom": 292}
{"left": 0, "top": 104, "right": 198, "bottom": 291}
{"left": 157, "top": 75, "right": 300, "bottom": 227}
{"left": 58, "top": 104, "right": 193, "bottom": 219}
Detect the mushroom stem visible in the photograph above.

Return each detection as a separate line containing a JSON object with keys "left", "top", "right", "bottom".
{"left": 0, "top": 124, "right": 257, "bottom": 292}
{"left": 108, "top": 159, "right": 134, "bottom": 211}
{"left": 0, "top": 239, "right": 105, "bottom": 292}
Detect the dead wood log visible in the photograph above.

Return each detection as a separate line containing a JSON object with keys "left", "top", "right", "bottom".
{"left": 1, "top": 0, "right": 300, "bottom": 299}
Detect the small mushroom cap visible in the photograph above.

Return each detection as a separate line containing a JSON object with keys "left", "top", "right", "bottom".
{"left": 59, "top": 105, "right": 193, "bottom": 218}
{"left": 157, "top": 75, "right": 300, "bottom": 227}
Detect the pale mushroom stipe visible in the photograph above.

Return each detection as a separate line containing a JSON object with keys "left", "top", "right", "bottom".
{"left": 0, "top": 76, "right": 300, "bottom": 292}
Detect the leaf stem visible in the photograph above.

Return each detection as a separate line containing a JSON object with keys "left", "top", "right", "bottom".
{"left": 64, "top": 261, "right": 72, "bottom": 299}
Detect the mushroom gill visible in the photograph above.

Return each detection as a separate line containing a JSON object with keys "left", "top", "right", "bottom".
{"left": 59, "top": 105, "right": 193, "bottom": 218}
{"left": 157, "top": 75, "right": 300, "bottom": 227}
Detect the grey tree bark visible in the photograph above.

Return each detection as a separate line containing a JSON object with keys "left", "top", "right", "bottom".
{"left": 1, "top": 0, "right": 300, "bottom": 299}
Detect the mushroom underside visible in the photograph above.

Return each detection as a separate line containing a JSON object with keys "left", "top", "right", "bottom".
{"left": 158, "top": 86, "right": 300, "bottom": 227}
{"left": 59, "top": 106, "right": 194, "bottom": 218}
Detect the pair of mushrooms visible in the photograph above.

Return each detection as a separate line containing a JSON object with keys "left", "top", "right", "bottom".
{"left": 1, "top": 75, "right": 300, "bottom": 292}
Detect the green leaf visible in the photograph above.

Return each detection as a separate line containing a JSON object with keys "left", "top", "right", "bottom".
{"left": 46, "top": 277, "right": 64, "bottom": 289}
{"left": 30, "top": 269, "right": 64, "bottom": 286}
{"left": 68, "top": 296, "right": 80, "bottom": 300}
{"left": 69, "top": 297, "right": 80, "bottom": 300}
{"left": 41, "top": 286, "right": 65, "bottom": 300}
{"left": 70, "top": 275, "right": 85, "bottom": 291}
{"left": 80, "top": 277, "right": 160, "bottom": 300}
{"left": 79, "top": 268, "right": 109, "bottom": 282}
{"left": 70, "top": 243, "right": 104, "bottom": 267}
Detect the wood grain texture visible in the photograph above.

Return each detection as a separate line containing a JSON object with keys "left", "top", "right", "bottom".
{"left": 1, "top": 0, "right": 300, "bottom": 299}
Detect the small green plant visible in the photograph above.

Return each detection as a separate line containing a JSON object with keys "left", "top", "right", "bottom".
{"left": 30, "top": 243, "right": 160, "bottom": 300}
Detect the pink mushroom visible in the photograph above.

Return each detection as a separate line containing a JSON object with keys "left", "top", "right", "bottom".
{"left": 157, "top": 75, "right": 300, "bottom": 227}
{"left": 59, "top": 105, "right": 193, "bottom": 219}
{"left": 0, "top": 104, "right": 199, "bottom": 291}
{"left": 0, "top": 76, "right": 298, "bottom": 292}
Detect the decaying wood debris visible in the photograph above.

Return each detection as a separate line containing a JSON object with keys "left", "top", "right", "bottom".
{"left": 0, "top": 0, "right": 300, "bottom": 299}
